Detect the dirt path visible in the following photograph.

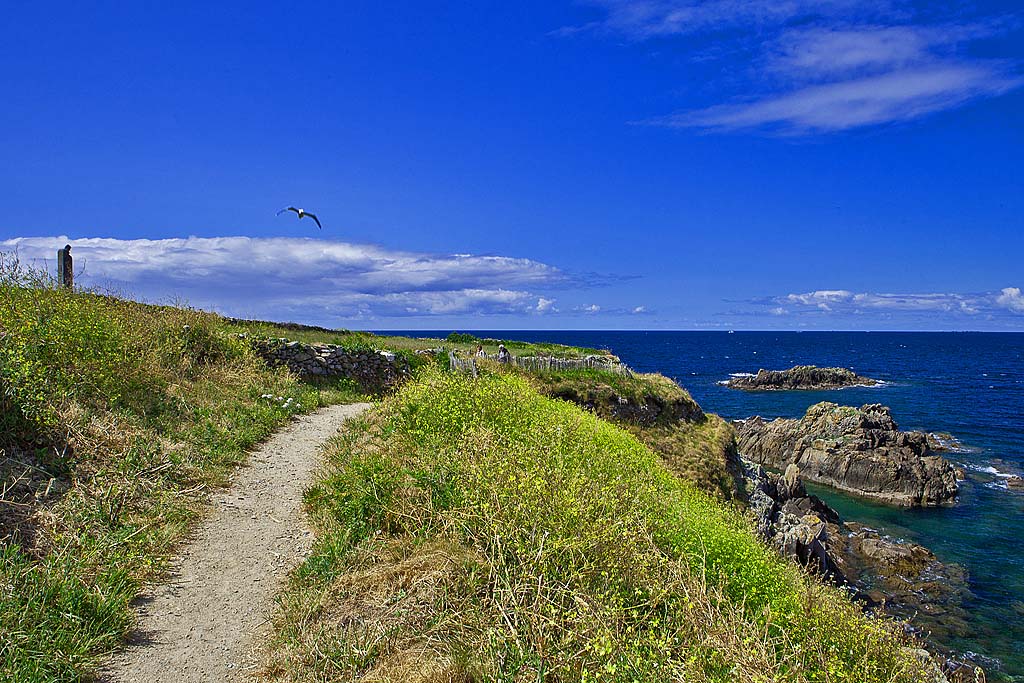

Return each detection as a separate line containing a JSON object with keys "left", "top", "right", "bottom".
{"left": 101, "top": 402, "right": 372, "bottom": 683}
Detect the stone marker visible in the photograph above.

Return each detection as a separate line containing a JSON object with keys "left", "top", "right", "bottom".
{"left": 57, "top": 244, "right": 73, "bottom": 289}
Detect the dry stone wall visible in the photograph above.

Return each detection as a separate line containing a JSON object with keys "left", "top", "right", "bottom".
{"left": 243, "top": 335, "right": 410, "bottom": 393}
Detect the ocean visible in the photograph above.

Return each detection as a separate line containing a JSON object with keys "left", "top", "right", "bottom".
{"left": 395, "top": 331, "right": 1024, "bottom": 679}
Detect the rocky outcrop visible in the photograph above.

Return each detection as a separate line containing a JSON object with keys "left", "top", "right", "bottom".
{"left": 245, "top": 336, "right": 410, "bottom": 393}
{"left": 743, "top": 461, "right": 979, "bottom": 681}
{"left": 726, "top": 365, "right": 878, "bottom": 391}
{"left": 745, "top": 461, "right": 847, "bottom": 583}
{"left": 736, "top": 402, "right": 959, "bottom": 507}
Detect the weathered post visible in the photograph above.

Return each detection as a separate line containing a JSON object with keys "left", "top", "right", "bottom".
{"left": 56, "top": 244, "right": 73, "bottom": 289}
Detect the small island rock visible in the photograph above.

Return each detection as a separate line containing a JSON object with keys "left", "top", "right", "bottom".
{"left": 726, "top": 365, "right": 879, "bottom": 391}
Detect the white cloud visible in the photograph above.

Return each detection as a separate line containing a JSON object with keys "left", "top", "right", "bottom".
{"left": 766, "top": 24, "right": 997, "bottom": 79}
{"left": 632, "top": 305, "right": 646, "bottom": 314}
{"left": 997, "top": 287, "right": 1024, "bottom": 313}
{"left": 571, "top": 1, "right": 1023, "bottom": 133}
{"left": 670, "top": 63, "right": 1021, "bottom": 134}
{"left": 757, "top": 288, "right": 1024, "bottom": 317}
{"left": 536, "top": 297, "right": 557, "bottom": 313}
{"left": 583, "top": 304, "right": 601, "bottom": 313}
{"left": 564, "top": 0, "right": 874, "bottom": 39}
{"left": 1, "top": 236, "right": 572, "bottom": 322}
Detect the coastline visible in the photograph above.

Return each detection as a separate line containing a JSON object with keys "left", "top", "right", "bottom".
{"left": 456, "top": 329, "right": 1024, "bottom": 681}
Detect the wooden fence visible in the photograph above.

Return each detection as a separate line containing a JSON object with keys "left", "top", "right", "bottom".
{"left": 448, "top": 351, "right": 631, "bottom": 377}
{"left": 448, "top": 351, "right": 479, "bottom": 378}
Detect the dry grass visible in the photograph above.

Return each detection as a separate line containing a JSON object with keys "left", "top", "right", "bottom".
{"left": 635, "top": 414, "right": 745, "bottom": 502}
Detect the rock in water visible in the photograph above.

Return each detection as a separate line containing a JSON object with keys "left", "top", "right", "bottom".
{"left": 726, "top": 365, "right": 878, "bottom": 390}
{"left": 736, "top": 402, "right": 959, "bottom": 507}
{"left": 741, "top": 459, "right": 976, "bottom": 676}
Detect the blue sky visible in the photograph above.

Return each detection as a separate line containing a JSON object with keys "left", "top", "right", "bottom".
{"left": 2, "top": 1, "right": 1022, "bottom": 330}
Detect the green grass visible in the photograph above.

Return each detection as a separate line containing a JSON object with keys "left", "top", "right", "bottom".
{"left": 515, "top": 367, "right": 742, "bottom": 500}
{"left": 527, "top": 368, "right": 695, "bottom": 411}
{"left": 0, "top": 255, "right": 368, "bottom": 682}
{"left": 263, "top": 369, "right": 926, "bottom": 682}
{"left": 223, "top": 318, "right": 611, "bottom": 361}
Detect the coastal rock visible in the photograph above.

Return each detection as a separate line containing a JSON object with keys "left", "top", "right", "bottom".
{"left": 736, "top": 402, "right": 959, "bottom": 507}
{"left": 926, "top": 432, "right": 965, "bottom": 453}
{"left": 743, "top": 462, "right": 845, "bottom": 583}
{"left": 726, "top": 365, "right": 878, "bottom": 391}
{"left": 741, "top": 460, "right": 975, "bottom": 673}
{"left": 1006, "top": 475, "right": 1024, "bottom": 490}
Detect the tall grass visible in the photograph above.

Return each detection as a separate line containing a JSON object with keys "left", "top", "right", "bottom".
{"left": 264, "top": 369, "right": 926, "bottom": 682}
{"left": 0, "top": 254, "right": 364, "bottom": 682}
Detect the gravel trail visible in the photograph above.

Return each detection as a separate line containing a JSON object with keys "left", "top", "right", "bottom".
{"left": 101, "top": 402, "right": 372, "bottom": 682}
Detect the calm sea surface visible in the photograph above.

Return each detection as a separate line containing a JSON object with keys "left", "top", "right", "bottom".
{"left": 391, "top": 331, "right": 1024, "bottom": 678}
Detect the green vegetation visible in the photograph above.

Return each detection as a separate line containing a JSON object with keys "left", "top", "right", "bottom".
{"left": 0, "top": 255, "right": 928, "bottom": 682}
{"left": 227, "top": 318, "right": 609, "bottom": 360}
{"left": 263, "top": 368, "right": 925, "bottom": 682}
{"left": 519, "top": 367, "right": 742, "bottom": 500}
{"left": 0, "top": 256, "right": 367, "bottom": 682}
{"left": 447, "top": 332, "right": 481, "bottom": 344}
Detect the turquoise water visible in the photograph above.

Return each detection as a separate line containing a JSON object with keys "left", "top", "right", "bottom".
{"left": 403, "top": 331, "right": 1024, "bottom": 678}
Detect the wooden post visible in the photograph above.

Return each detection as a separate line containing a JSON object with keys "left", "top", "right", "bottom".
{"left": 57, "top": 245, "right": 73, "bottom": 289}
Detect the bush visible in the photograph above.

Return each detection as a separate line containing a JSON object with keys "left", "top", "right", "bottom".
{"left": 446, "top": 331, "right": 480, "bottom": 344}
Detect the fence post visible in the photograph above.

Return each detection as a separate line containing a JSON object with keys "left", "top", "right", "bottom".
{"left": 56, "top": 245, "right": 73, "bottom": 289}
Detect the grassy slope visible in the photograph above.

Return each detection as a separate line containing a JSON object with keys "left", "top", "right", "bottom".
{"left": 226, "top": 320, "right": 611, "bottom": 360}
{"left": 0, "top": 265, "right": 368, "bottom": 681}
{"left": 1, "top": 260, "right": 927, "bottom": 682}
{"left": 524, "top": 368, "right": 743, "bottom": 501}
{"left": 263, "top": 369, "right": 926, "bottom": 682}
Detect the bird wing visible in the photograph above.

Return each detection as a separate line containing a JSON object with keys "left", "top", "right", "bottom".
{"left": 306, "top": 213, "right": 322, "bottom": 229}
{"left": 277, "top": 207, "right": 299, "bottom": 216}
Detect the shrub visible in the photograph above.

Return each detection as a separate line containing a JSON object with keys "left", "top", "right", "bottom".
{"left": 446, "top": 332, "right": 480, "bottom": 344}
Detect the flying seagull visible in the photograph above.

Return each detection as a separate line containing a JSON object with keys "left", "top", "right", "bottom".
{"left": 276, "top": 206, "right": 322, "bottom": 229}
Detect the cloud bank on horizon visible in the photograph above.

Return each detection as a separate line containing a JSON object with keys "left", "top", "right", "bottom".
{"left": 3, "top": 236, "right": 1021, "bottom": 329}
{"left": 564, "top": 1, "right": 1022, "bottom": 133}
{"left": 3, "top": 236, "right": 574, "bottom": 323}
{"left": 746, "top": 287, "right": 1024, "bottom": 324}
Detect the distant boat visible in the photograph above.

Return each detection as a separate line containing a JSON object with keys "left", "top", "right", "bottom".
{"left": 728, "top": 330, "right": 735, "bottom": 334}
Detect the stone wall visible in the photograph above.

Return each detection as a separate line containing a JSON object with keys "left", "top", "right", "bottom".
{"left": 243, "top": 335, "right": 410, "bottom": 393}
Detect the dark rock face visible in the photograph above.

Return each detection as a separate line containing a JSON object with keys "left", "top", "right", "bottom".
{"left": 742, "top": 461, "right": 977, "bottom": 679}
{"left": 744, "top": 461, "right": 846, "bottom": 583}
{"left": 726, "top": 365, "right": 878, "bottom": 391}
{"left": 736, "top": 402, "right": 959, "bottom": 507}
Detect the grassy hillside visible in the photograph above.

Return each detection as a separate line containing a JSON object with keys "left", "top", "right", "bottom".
{"left": 262, "top": 369, "right": 927, "bottom": 682}
{"left": 0, "top": 259, "right": 366, "bottom": 681}
{"left": 521, "top": 367, "right": 744, "bottom": 501}
{"left": 226, "top": 319, "right": 612, "bottom": 360}
{"left": 1, "top": 258, "right": 930, "bottom": 682}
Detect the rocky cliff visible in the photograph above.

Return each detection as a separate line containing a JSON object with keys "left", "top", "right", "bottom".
{"left": 736, "top": 402, "right": 959, "bottom": 506}
{"left": 726, "top": 365, "right": 879, "bottom": 390}
{"left": 743, "top": 461, "right": 978, "bottom": 681}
